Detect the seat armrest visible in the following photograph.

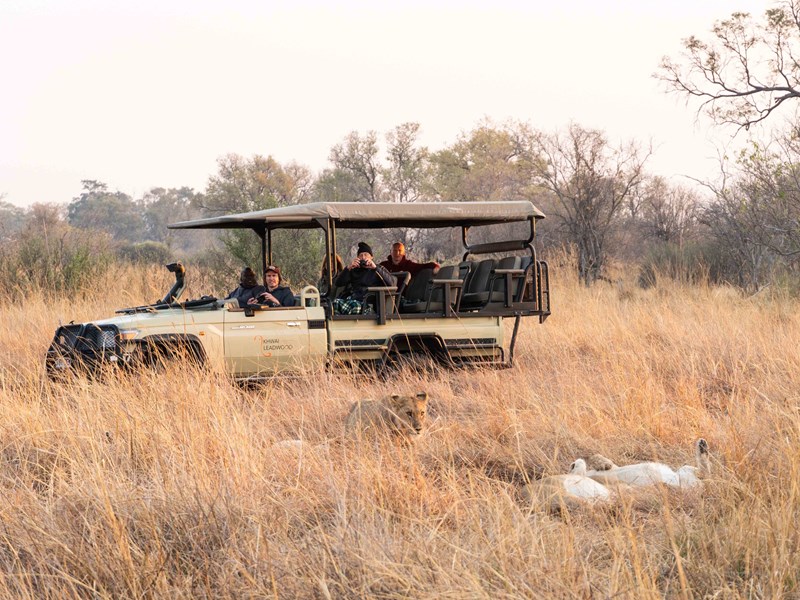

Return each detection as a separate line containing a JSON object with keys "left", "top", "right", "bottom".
{"left": 366, "top": 286, "right": 400, "bottom": 325}
{"left": 492, "top": 269, "right": 524, "bottom": 276}
{"left": 428, "top": 279, "right": 464, "bottom": 315}
{"left": 430, "top": 279, "right": 464, "bottom": 286}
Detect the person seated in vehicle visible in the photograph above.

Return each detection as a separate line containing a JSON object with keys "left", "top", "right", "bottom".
{"left": 224, "top": 267, "right": 267, "bottom": 308}
{"left": 332, "top": 242, "right": 395, "bottom": 314}
{"left": 250, "top": 265, "right": 296, "bottom": 307}
{"left": 317, "top": 253, "right": 344, "bottom": 297}
{"left": 380, "top": 242, "right": 440, "bottom": 276}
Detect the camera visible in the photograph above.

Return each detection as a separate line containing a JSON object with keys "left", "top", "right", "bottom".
{"left": 359, "top": 259, "right": 368, "bottom": 268}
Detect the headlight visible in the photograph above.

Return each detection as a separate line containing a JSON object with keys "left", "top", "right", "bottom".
{"left": 119, "top": 329, "right": 139, "bottom": 341}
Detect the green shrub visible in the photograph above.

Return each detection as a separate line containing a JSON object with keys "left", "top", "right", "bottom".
{"left": 118, "top": 241, "right": 172, "bottom": 265}
{"left": 0, "top": 218, "right": 114, "bottom": 299}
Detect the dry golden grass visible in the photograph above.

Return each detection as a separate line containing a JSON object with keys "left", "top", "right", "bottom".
{"left": 1, "top": 264, "right": 799, "bottom": 598}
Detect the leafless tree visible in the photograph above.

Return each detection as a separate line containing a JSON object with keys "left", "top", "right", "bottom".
{"left": 533, "top": 124, "right": 650, "bottom": 285}
{"left": 699, "top": 172, "right": 778, "bottom": 292}
{"left": 658, "top": 1, "right": 800, "bottom": 130}
{"left": 637, "top": 177, "right": 701, "bottom": 247}
{"left": 730, "top": 137, "right": 800, "bottom": 259}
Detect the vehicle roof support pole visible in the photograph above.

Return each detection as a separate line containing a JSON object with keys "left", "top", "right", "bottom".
{"left": 326, "top": 219, "right": 334, "bottom": 292}
{"left": 258, "top": 228, "right": 268, "bottom": 282}
{"left": 330, "top": 219, "right": 337, "bottom": 261}
{"left": 330, "top": 219, "right": 338, "bottom": 291}
{"left": 253, "top": 227, "right": 268, "bottom": 282}
{"left": 508, "top": 314, "right": 522, "bottom": 367}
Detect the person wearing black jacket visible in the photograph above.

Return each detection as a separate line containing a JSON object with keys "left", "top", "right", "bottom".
{"left": 224, "top": 267, "right": 267, "bottom": 308}
{"left": 333, "top": 242, "right": 395, "bottom": 314}
{"left": 252, "top": 265, "right": 296, "bottom": 307}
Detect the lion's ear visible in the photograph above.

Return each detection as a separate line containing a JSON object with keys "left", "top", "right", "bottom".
{"left": 389, "top": 394, "right": 402, "bottom": 408}
{"left": 416, "top": 392, "right": 428, "bottom": 403}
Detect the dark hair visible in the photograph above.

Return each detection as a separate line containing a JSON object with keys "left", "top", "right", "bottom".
{"left": 240, "top": 267, "right": 258, "bottom": 288}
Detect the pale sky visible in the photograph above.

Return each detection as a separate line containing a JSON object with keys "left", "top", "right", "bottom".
{"left": 0, "top": 0, "right": 773, "bottom": 207}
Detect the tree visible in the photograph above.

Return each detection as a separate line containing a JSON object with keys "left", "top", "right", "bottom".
{"left": 533, "top": 124, "right": 649, "bottom": 285}
{"left": 0, "top": 200, "right": 28, "bottom": 241}
{"left": 732, "top": 138, "right": 800, "bottom": 259}
{"left": 637, "top": 177, "right": 700, "bottom": 247}
{"left": 141, "top": 187, "right": 200, "bottom": 238}
{"left": 427, "top": 120, "right": 539, "bottom": 203}
{"left": 0, "top": 203, "right": 113, "bottom": 296}
{"left": 659, "top": 2, "right": 800, "bottom": 130}
{"left": 699, "top": 177, "right": 778, "bottom": 292}
{"left": 202, "top": 154, "right": 310, "bottom": 215}
{"left": 201, "top": 154, "right": 319, "bottom": 283}
{"left": 312, "top": 167, "right": 368, "bottom": 203}
{"left": 67, "top": 180, "right": 146, "bottom": 242}
{"left": 328, "top": 131, "right": 381, "bottom": 202}
{"left": 383, "top": 122, "right": 428, "bottom": 203}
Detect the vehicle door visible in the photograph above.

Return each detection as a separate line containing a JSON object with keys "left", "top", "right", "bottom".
{"left": 223, "top": 305, "right": 311, "bottom": 376}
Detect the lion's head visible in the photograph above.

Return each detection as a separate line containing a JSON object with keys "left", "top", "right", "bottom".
{"left": 387, "top": 392, "right": 428, "bottom": 435}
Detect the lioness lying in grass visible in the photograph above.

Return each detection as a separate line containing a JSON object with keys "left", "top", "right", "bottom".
{"left": 585, "top": 439, "right": 710, "bottom": 490}
{"left": 344, "top": 392, "right": 428, "bottom": 440}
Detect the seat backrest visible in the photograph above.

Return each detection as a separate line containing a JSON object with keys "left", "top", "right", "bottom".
{"left": 403, "top": 268, "right": 434, "bottom": 302}
{"left": 393, "top": 271, "right": 411, "bottom": 297}
{"left": 428, "top": 265, "right": 456, "bottom": 303}
{"left": 491, "top": 256, "right": 521, "bottom": 292}
{"left": 463, "top": 259, "right": 495, "bottom": 295}
{"left": 457, "top": 261, "right": 475, "bottom": 288}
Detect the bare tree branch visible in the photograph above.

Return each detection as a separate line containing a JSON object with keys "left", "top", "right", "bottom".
{"left": 658, "top": 2, "right": 800, "bottom": 131}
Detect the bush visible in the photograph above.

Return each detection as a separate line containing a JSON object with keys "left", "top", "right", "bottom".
{"left": 117, "top": 241, "right": 172, "bottom": 265}
{"left": 0, "top": 218, "right": 114, "bottom": 300}
{"left": 637, "top": 242, "right": 711, "bottom": 288}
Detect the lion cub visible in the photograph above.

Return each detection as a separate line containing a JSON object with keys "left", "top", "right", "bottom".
{"left": 344, "top": 392, "right": 428, "bottom": 440}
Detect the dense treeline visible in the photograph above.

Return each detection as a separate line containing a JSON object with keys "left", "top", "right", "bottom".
{"left": 2, "top": 117, "right": 800, "bottom": 299}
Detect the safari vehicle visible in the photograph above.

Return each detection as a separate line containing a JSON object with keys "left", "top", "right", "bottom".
{"left": 46, "top": 201, "right": 551, "bottom": 381}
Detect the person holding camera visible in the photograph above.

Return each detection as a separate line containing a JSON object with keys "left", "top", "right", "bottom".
{"left": 249, "top": 265, "right": 296, "bottom": 308}
{"left": 332, "top": 242, "right": 395, "bottom": 314}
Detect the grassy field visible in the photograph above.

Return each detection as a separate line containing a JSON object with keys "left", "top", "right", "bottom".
{"left": 1, "top": 264, "right": 799, "bottom": 598}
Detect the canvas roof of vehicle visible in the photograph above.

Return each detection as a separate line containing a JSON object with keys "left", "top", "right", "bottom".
{"left": 168, "top": 201, "right": 545, "bottom": 231}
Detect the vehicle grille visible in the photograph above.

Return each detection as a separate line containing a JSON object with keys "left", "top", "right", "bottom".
{"left": 79, "top": 325, "right": 118, "bottom": 350}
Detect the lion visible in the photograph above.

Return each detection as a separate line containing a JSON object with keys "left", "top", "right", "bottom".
{"left": 520, "top": 458, "right": 612, "bottom": 513}
{"left": 344, "top": 392, "right": 428, "bottom": 440}
{"left": 584, "top": 439, "right": 711, "bottom": 490}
